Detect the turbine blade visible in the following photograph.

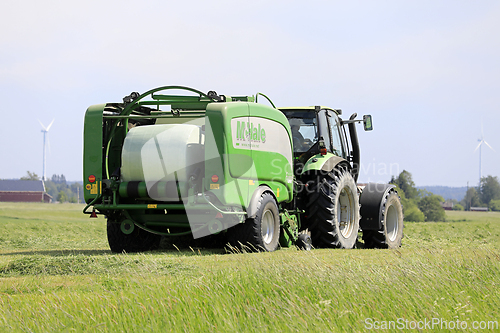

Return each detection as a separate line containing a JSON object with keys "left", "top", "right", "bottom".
{"left": 474, "top": 141, "right": 483, "bottom": 152}
{"left": 46, "top": 119, "right": 55, "bottom": 131}
{"left": 38, "top": 119, "right": 47, "bottom": 131}
{"left": 484, "top": 141, "right": 495, "bottom": 152}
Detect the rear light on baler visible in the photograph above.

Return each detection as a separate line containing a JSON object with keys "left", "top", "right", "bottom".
{"left": 211, "top": 175, "right": 219, "bottom": 182}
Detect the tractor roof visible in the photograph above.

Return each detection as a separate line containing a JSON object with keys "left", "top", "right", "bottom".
{"left": 279, "top": 106, "right": 341, "bottom": 115}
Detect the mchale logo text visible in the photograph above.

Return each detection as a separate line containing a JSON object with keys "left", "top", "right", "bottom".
{"left": 236, "top": 121, "right": 266, "bottom": 143}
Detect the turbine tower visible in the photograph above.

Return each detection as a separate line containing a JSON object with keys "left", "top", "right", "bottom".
{"left": 474, "top": 121, "right": 494, "bottom": 186}
{"left": 39, "top": 119, "right": 54, "bottom": 181}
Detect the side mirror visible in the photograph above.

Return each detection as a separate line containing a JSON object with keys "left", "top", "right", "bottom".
{"left": 363, "top": 115, "right": 373, "bottom": 131}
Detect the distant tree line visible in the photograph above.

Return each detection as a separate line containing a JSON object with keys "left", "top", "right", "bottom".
{"left": 20, "top": 171, "right": 40, "bottom": 181}
{"left": 20, "top": 171, "right": 83, "bottom": 203}
{"left": 460, "top": 175, "right": 500, "bottom": 211}
{"left": 389, "top": 170, "right": 500, "bottom": 222}
{"left": 390, "top": 170, "right": 446, "bottom": 222}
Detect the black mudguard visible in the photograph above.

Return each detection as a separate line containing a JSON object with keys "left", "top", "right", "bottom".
{"left": 246, "top": 185, "right": 277, "bottom": 219}
{"left": 359, "top": 183, "right": 396, "bottom": 230}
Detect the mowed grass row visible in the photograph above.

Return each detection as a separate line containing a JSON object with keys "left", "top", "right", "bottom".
{"left": 0, "top": 203, "right": 499, "bottom": 332}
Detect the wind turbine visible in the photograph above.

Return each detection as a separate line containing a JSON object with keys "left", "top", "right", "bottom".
{"left": 39, "top": 119, "right": 54, "bottom": 181}
{"left": 474, "top": 121, "right": 494, "bottom": 186}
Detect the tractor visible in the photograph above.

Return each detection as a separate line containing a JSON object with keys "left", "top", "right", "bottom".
{"left": 83, "top": 86, "right": 403, "bottom": 252}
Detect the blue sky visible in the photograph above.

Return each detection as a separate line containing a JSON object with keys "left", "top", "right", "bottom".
{"left": 1, "top": 0, "right": 499, "bottom": 187}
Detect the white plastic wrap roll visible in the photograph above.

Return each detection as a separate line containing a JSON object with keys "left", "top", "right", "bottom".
{"left": 121, "top": 124, "right": 204, "bottom": 183}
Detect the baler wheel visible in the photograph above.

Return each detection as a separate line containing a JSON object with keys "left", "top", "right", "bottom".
{"left": 227, "top": 192, "right": 280, "bottom": 252}
{"left": 107, "top": 220, "right": 161, "bottom": 253}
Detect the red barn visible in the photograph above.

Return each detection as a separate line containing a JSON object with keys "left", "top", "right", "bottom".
{"left": 0, "top": 180, "right": 52, "bottom": 203}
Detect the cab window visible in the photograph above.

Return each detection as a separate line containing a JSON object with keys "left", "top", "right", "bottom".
{"left": 283, "top": 111, "right": 317, "bottom": 153}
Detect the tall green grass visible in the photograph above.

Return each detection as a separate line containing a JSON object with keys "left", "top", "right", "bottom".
{"left": 0, "top": 202, "right": 106, "bottom": 253}
{"left": 0, "top": 203, "right": 499, "bottom": 332}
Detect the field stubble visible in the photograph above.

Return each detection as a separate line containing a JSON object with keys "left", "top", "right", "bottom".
{"left": 0, "top": 203, "right": 499, "bottom": 332}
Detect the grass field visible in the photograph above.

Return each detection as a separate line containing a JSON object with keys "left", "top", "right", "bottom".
{"left": 0, "top": 202, "right": 499, "bottom": 332}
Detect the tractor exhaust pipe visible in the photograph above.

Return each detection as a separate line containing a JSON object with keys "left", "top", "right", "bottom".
{"left": 348, "top": 113, "right": 360, "bottom": 183}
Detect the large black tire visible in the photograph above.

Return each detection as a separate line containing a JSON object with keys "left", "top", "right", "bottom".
{"left": 227, "top": 192, "right": 280, "bottom": 252}
{"left": 107, "top": 220, "right": 161, "bottom": 253}
{"left": 362, "top": 190, "right": 404, "bottom": 249}
{"left": 305, "top": 168, "right": 360, "bottom": 249}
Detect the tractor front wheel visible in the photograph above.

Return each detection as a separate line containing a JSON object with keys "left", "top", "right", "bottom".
{"left": 362, "top": 190, "right": 404, "bottom": 249}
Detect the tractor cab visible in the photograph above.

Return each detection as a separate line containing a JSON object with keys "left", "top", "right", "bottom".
{"left": 279, "top": 106, "right": 373, "bottom": 184}
{"left": 280, "top": 106, "right": 348, "bottom": 162}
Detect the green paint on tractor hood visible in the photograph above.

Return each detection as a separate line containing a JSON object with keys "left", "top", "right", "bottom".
{"left": 302, "top": 152, "right": 347, "bottom": 174}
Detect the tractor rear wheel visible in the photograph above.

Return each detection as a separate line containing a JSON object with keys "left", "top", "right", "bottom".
{"left": 228, "top": 192, "right": 280, "bottom": 252}
{"left": 305, "top": 168, "right": 360, "bottom": 249}
{"left": 107, "top": 220, "right": 161, "bottom": 253}
{"left": 362, "top": 190, "right": 404, "bottom": 249}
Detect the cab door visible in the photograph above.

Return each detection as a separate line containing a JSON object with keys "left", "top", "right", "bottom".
{"left": 327, "top": 110, "right": 347, "bottom": 159}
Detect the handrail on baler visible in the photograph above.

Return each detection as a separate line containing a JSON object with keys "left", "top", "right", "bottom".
{"left": 104, "top": 86, "right": 220, "bottom": 179}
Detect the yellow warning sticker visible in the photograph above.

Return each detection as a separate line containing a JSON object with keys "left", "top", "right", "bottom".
{"left": 210, "top": 184, "right": 220, "bottom": 189}
{"left": 277, "top": 187, "right": 280, "bottom": 197}
{"left": 90, "top": 183, "right": 98, "bottom": 195}
{"left": 249, "top": 180, "right": 255, "bottom": 185}
{"left": 147, "top": 204, "right": 157, "bottom": 209}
